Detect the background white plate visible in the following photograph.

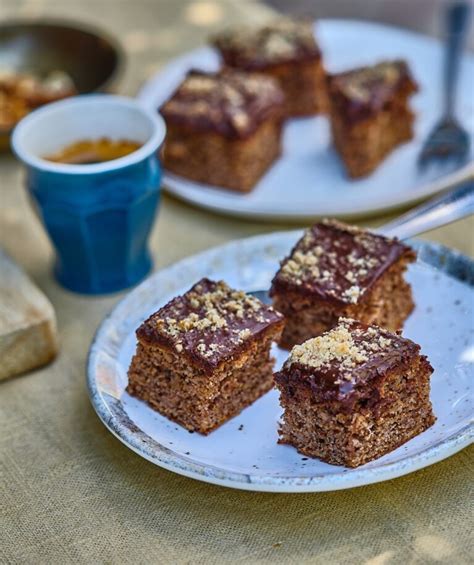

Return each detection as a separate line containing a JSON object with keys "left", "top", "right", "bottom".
{"left": 138, "top": 20, "right": 474, "bottom": 221}
{"left": 88, "top": 233, "right": 473, "bottom": 492}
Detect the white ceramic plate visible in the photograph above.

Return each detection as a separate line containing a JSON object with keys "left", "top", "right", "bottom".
{"left": 88, "top": 232, "right": 473, "bottom": 492}
{"left": 137, "top": 19, "right": 474, "bottom": 221}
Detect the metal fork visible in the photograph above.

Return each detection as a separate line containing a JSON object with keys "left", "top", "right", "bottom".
{"left": 249, "top": 179, "right": 474, "bottom": 304}
{"left": 418, "top": 2, "right": 471, "bottom": 169}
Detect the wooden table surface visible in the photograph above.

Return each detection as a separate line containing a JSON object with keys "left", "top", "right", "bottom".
{"left": 1, "top": 1, "right": 472, "bottom": 564}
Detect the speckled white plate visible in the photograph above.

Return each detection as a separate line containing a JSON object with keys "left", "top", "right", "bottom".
{"left": 137, "top": 19, "right": 474, "bottom": 221}
{"left": 87, "top": 232, "right": 473, "bottom": 492}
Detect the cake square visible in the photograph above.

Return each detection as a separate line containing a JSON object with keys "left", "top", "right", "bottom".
{"left": 160, "top": 68, "right": 284, "bottom": 192}
{"left": 327, "top": 60, "right": 418, "bottom": 178}
{"left": 274, "top": 318, "right": 435, "bottom": 467}
{"left": 212, "top": 18, "right": 327, "bottom": 116}
{"left": 270, "top": 219, "right": 416, "bottom": 349}
{"left": 127, "top": 278, "right": 284, "bottom": 434}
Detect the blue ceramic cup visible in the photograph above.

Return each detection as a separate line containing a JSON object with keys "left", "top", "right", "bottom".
{"left": 12, "top": 95, "right": 166, "bottom": 294}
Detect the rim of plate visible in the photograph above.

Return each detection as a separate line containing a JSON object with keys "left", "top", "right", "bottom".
{"left": 87, "top": 233, "right": 474, "bottom": 492}
{"left": 160, "top": 168, "right": 474, "bottom": 221}
{"left": 137, "top": 19, "right": 474, "bottom": 221}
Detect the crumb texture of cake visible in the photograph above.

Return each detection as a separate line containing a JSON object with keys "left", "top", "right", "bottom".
{"left": 160, "top": 69, "right": 284, "bottom": 191}
{"left": 212, "top": 18, "right": 327, "bottom": 116}
{"left": 274, "top": 318, "right": 435, "bottom": 468}
{"left": 127, "top": 278, "right": 284, "bottom": 434}
{"left": 270, "top": 219, "right": 416, "bottom": 348}
{"left": 327, "top": 60, "right": 418, "bottom": 178}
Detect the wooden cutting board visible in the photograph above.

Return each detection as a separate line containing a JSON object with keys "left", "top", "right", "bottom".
{"left": 0, "top": 249, "right": 58, "bottom": 381}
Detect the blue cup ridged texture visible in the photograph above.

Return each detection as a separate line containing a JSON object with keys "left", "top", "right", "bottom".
{"left": 27, "top": 155, "right": 161, "bottom": 294}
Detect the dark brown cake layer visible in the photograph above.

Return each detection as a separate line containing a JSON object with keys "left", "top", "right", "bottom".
{"left": 274, "top": 318, "right": 435, "bottom": 467}
{"left": 128, "top": 278, "right": 284, "bottom": 434}
{"left": 137, "top": 278, "right": 284, "bottom": 371}
{"left": 127, "top": 328, "right": 278, "bottom": 434}
{"left": 160, "top": 68, "right": 284, "bottom": 139}
{"left": 327, "top": 60, "right": 418, "bottom": 124}
{"left": 264, "top": 57, "right": 327, "bottom": 116}
{"left": 163, "top": 118, "right": 282, "bottom": 192}
{"left": 212, "top": 18, "right": 321, "bottom": 70}
{"left": 274, "top": 256, "right": 415, "bottom": 348}
{"left": 329, "top": 103, "right": 415, "bottom": 178}
{"left": 274, "top": 318, "right": 426, "bottom": 411}
{"left": 277, "top": 353, "right": 435, "bottom": 467}
{"left": 270, "top": 219, "right": 416, "bottom": 307}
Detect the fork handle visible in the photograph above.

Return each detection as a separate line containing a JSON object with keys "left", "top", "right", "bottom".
{"left": 444, "top": 3, "right": 471, "bottom": 118}
{"left": 379, "top": 180, "right": 474, "bottom": 240}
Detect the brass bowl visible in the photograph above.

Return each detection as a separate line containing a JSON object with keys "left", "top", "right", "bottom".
{"left": 0, "top": 19, "right": 124, "bottom": 150}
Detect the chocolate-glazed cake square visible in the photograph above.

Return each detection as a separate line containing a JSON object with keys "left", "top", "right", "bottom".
{"left": 127, "top": 278, "right": 284, "bottom": 434}
{"left": 270, "top": 219, "right": 416, "bottom": 349}
{"left": 274, "top": 318, "right": 435, "bottom": 467}
{"left": 327, "top": 60, "right": 418, "bottom": 178}
{"left": 160, "top": 68, "right": 284, "bottom": 192}
{"left": 212, "top": 18, "right": 328, "bottom": 116}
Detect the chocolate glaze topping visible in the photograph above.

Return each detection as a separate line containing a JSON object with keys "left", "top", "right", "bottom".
{"left": 328, "top": 60, "right": 418, "bottom": 123}
{"left": 270, "top": 219, "right": 415, "bottom": 306}
{"left": 160, "top": 69, "right": 284, "bottom": 139}
{"left": 274, "top": 318, "right": 430, "bottom": 411}
{"left": 137, "top": 278, "right": 284, "bottom": 371}
{"left": 212, "top": 18, "right": 321, "bottom": 70}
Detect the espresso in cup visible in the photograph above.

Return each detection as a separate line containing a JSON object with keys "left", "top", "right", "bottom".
{"left": 44, "top": 137, "right": 142, "bottom": 164}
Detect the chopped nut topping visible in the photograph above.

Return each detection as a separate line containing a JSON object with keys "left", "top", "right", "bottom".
{"left": 275, "top": 318, "right": 424, "bottom": 403}
{"left": 332, "top": 61, "right": 408, "bottom": 103}
{"left": 230, "top": 110, "right": 249, "bottom": 130}
{"left": 140, "top": 279, "right": 283, "bottom": 366}
{"left": 180, "top": 75, "right": 215, "bottom": 94}
{"left": 160, "top": 68, "right": 284, "bottom": 138}
{"left": 212, "top": 18, "right": 319, "bottom": 67}
{"left": 287, "top": 318, "right": 394, "bottom": 380}
{"left": 289, "top": 323, "right": 367, "bottom": 371}
{"left": 345, "top": 271, "right": 356, "bottom": 283}
{"left": 238, "top": 328, "right": 252, "bottom": 340}
{"left": 160, "top": 280, "right": 265, "bottom": 339}
{"left": 271, "top": 219, "right": 412, "bottom": 305}
{"left": 342, "top": 285, "right": 362, "bottom": 304}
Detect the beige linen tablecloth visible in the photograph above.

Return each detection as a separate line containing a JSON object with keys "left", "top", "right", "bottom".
{"left": 1, "top": 1, "right": 472, "bottom": 563}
